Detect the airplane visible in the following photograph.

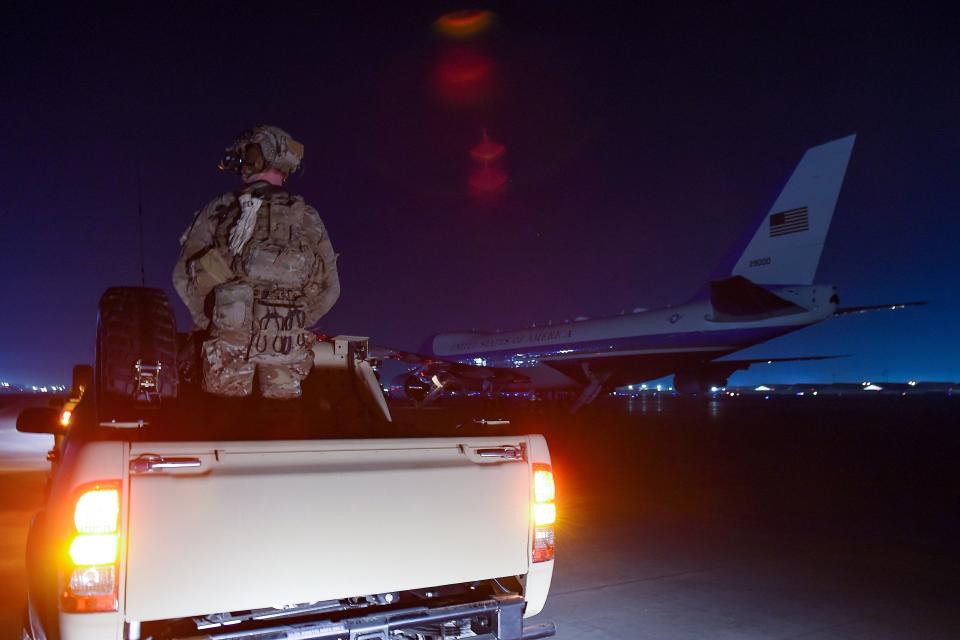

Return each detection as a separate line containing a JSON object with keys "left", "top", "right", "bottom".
{"left": 376, "top": 135, "right": 924, "bottom": 410}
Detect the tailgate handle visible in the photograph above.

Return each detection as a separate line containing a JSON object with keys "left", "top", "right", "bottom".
{"left": 130, "top": 455, "right": 202, "bottom": 473}
{"left": 474, "top": 446, "right": 524, "bottom": 460}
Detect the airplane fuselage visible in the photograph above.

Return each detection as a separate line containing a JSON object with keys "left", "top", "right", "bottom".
{"left": 424, "top": 284, "right": 839, "bottom": 391}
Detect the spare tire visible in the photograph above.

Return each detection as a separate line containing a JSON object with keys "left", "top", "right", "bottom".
{"left": 96, "top": 287, "right": 178, "bottom": 408}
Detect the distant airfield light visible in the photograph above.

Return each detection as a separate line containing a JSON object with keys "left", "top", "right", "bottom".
{"left": 813, "top": 391, "right": 819, "bottom": 396}
{"left": 641, "top": 384, "right": 647, "bottom": 389}
{"left": 434, "top": 9, "right": 496, "bottom": 39}
{"left": 863, "top": 384, "right": 883, "bottom": 391}
{"left": 31, "top": 385, "right": 38, "bottom": 391}
{"left": 908, "top": 380, "right": 917, "bottom": 387}
{"left": 710, "top": 386, "right": 719, "bottom": 393}
{"left": 656, "top": 385, "right": 662, "bottom": 391}
{"left": 755, "top": 385, "right": 772, "bottom": 391}
{"left": 767, "top": 360, "right": 773, "bottom": 364}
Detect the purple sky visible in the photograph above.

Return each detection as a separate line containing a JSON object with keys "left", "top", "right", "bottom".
{"left": 1, "top": 2, "right": 957, "bottom": 386}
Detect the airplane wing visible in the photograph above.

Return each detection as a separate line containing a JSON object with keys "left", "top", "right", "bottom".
{"left": 537, "top": 351, "right": 849, "bottom": 386}
{"left": 369, "top": 343, "right": 433, "bottom": 366}
{"left": 711, "top": 354, "right": 850, "bottom": 372}
{"left": 834, "top": 301, "right": 927, "bottom": 316}
{"left": 369, "top": 344, "right": 530, "bottom": 384}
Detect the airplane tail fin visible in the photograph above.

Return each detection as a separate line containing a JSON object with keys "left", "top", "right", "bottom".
{"left": 727, "top": 135, "right": 856, "bottom": 285}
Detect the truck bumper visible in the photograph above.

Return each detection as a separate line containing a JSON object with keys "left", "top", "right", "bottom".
{"left": 176, "top": 595, "right": 555, "bottom": 640}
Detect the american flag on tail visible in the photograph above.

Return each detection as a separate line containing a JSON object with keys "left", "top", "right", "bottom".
{"left": 769, "top": 207, "right": 809, "bottom": 237}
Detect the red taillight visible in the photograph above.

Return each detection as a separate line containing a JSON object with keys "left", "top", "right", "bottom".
{"left": 532, "top": 463, "right": 555, "bottom": 563}
{"left": 61, "top": 481, "right": 120, "bottom": 613}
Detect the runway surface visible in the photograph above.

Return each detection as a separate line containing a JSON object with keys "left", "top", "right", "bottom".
{"left": 0, "top": 397, "right": 54, "bottom": 472}
{"left": 1, "top": 394, "right": 958, "bottom": 638}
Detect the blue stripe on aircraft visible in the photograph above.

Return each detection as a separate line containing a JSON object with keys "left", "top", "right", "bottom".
{"left": 439, "top": 325, "right": 796, "bottom": 364}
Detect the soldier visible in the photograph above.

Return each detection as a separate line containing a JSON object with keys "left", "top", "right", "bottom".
{"left": 173, "top": 125, "right": 340, "bottom": 399}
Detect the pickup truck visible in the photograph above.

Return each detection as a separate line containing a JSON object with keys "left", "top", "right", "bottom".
{"left": 17, "top": 287, "right": 556, "bottom": 640}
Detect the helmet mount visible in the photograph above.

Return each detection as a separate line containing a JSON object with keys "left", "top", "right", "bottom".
{"left": 218, "top": 125, "right": 304, "bottom": 180}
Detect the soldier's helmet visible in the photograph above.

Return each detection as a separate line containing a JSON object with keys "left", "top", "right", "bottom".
{"left": 218, "top": 125, "right": 304, "bottom": 179}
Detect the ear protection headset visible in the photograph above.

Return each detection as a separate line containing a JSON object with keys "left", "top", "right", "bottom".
{"left": 218, "top": 126, "right": 303, "bottom": 178}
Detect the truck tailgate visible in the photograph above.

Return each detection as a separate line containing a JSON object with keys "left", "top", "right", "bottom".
{"left": 123, "top": 437, "right": 531, "bottom": 622}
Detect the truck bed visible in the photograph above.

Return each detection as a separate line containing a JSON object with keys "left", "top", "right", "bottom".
{"left": 122, "top": 436, "right": 542, "bottom": 623}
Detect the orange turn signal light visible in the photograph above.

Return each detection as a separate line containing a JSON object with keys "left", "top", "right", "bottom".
{"left": 62, "top": 481, "right": 122, "bottom": 612}
{"left": 533, "top": 466, "right": 555, "bottom": 504}
{"left": 74, "top": 488, "right": 119, "bottom": 534}
{"left": 531, "top": 463, "right": 556, "bottom": 563}
{"left": 69, "top": 534, "right": 118, "bottom": 566}
{"left": 533, "top": 502, "right": 556, "bottom": 527}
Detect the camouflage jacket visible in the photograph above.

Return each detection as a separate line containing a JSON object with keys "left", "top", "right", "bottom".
{"left": 173, "top": 182, "right": 340, "bottom": 329}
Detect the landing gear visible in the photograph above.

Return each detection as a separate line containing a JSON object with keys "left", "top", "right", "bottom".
{"left": 422, "top": 378, "right": 446, "bottom": 406}
{"left": 571, "top": 364, "right": 612, "bottom": 412}
{"left": 673, "top": 370, "right": 728, "bottom": 395}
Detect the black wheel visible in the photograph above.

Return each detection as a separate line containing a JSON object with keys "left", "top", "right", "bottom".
{"left": 96, "top": 287, "right": 178, "bottom": 410}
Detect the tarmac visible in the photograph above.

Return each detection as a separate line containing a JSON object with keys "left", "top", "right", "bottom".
{"left": 1, "top": 394, "right": 958, "bottom": 638}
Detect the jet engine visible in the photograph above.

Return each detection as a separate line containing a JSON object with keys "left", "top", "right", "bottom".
{"left": 388, "top": 374, "right": 430, "bottom": 402}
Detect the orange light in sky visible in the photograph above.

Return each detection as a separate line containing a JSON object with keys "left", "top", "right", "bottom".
{"left": 434, "top": 10, "right": 495, "bottom": 39}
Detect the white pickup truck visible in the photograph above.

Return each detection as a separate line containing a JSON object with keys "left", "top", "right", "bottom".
{"left": 17, "top": 288, "right": 556, "bottom": 640}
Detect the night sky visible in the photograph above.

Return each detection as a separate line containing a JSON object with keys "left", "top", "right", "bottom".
{"left": 1, "top": 2, "right": 957, "bottom": 386}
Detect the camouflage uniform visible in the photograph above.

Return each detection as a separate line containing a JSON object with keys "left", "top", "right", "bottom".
{"left": 173, "top": 128, "right": 339, "bottom": 399}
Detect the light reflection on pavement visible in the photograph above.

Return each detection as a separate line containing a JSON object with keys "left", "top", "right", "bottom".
{"left": 0, "top": 396, "right": 50, "bottom": 634}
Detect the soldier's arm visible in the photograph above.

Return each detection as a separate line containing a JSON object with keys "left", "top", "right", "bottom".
{"left": 300, "top": 204, "right": 341, "bottom": 327}
{"left": 172, "top": 193, "right": 234, "bottom": 328}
